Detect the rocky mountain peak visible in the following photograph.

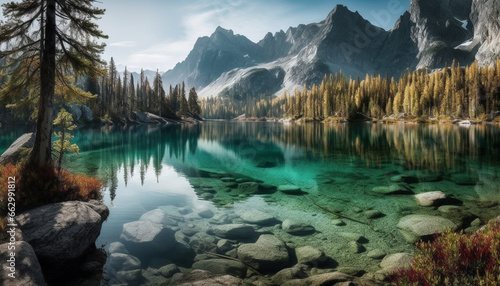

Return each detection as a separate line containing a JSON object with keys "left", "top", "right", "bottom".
{"left": 163, "top": 1, "right": 500, "bottom": 99}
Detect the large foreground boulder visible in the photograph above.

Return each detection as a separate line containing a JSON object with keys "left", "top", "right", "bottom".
{"left": 237, "top": 234, "right": 290, "bottom": 271}
{"left": 397, "top": 214, "right": 458, "bottom": 243}
{"left": 16, "top": 201, "right": 108, "bottom": 261}
{"left": 0, "top": 241, "right": 47, "bottom": 286}
{"left": 0, "top": 132, "right": 35, "bottom": 165}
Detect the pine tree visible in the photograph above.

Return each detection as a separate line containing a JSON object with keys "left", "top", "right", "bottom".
{"left": 0, "top": 0, "right": 107, "bottom": 168}
{"left": 188, "top": 87, "right": 201, "bottom": 117}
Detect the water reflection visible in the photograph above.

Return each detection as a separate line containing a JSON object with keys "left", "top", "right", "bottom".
{"left": 64, "top": 122, "right": 500, "bottom": 203}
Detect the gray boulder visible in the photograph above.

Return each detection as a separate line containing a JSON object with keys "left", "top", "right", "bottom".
{"left": 208, "top": 224, "right": 255, "bottom": 239}
{"left": 282, "top": 272, "right": 354, "bottom": 286}
{"left": 0, "top": 132, "right": 35, "bottom": 165}
{"left": 0, "top": 241, "right": 47, "bottom": 286}
{"left": 108, "top": 242, "right": 129, "bottom": 254}
{"left": 159, "top": 263, "right": 180, "bottom": 278}
{"left": 282, "top": 219, "right": 315, "bottom": 235}
{"left": 169, "top": 269, "right": 246, "bottom": 286}
{"left": 295, "top": 246, "right": 326, "bottom": 265}
{"left": 192, "top": 258, "right": 247, "bottom": 278}
{"left": 379, "top": 253, "right": 413, "bottom": 274}
{"left": 108, "top": 253, "right": 141, "bottom": 272}
{"left": 278, "top": 184, "right": 305, "bottom": 195}
{"left": 271, "top": 266, "right": 308, "bottom": 285}
{"left": 236, "top": 209, "right": 278, "bottom": 226}
{"left": 414, "top": 191, "right": 446, "bottom": 206}
{"left": 237, "top": 234, "right": 290, "bottom": 271}
{"left": 371, "top": 184, "right": 414, "bottom": 195}
{"left": 237, "top": 182, "right": 260, "bottom": 194}
{"left": 397, "top": 214, "right": 458, "bottom": 243}
{"left": 120, "top": 221, "right": 176, "bottom": 253}
{"left": 139, "top": 208, "right": 178, "bottom": 227}
{"left": 16, "top": 201, "right": 107, "bottom": 260}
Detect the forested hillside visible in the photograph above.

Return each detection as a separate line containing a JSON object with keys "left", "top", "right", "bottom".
{"left": 201, "top": 59, "right": 500, "bottom": 121}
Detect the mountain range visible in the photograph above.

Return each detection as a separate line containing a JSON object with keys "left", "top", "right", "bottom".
{"left": 161, "top": 0, "right": 500, "bottom": 98}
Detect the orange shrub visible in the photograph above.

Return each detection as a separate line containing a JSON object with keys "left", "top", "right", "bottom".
{"left": 0, "top": 163, "right": 103, "bottom": 217}
{"left": 391, "top": 221, "right": 500, "bottom": 285}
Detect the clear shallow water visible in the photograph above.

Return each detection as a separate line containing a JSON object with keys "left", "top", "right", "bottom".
{"left": 4, "top": 122, "right": 500, "bottom": 284}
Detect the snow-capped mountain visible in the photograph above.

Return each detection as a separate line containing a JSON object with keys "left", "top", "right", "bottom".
{"left": 161, "top": 0, "right": 500, "bottom": 98}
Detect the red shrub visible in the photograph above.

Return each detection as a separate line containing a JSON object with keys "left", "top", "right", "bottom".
{"left": 391, "top": 222, "right": 500, "bottom": 285}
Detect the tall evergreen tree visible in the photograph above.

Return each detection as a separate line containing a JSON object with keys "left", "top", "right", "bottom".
{"left": 0, "top": 0, "right": 107, "bottom": 168}
{"left": 188, "top": 87, "right": 201, "bottom": 116}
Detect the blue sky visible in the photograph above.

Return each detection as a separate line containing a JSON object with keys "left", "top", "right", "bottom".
{"left": 1, "top": 0, "right": 411, "bottom": 72}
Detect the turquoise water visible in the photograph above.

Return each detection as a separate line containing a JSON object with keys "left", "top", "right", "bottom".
{"left": 3, "top": 122, "right": 500, "bottom": 284}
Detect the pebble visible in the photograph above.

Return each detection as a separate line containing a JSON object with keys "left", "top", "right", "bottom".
{"left": 331, "top": 219, "right": 346, "bottom": 226}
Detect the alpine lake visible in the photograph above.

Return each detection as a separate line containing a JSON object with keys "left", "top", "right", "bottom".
{"left": 2, "top": 121, "right": 500, "bottom": 285}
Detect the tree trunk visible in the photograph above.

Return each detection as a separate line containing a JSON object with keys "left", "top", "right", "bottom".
{"left": 29, "top": 0, "right": 56, "bottom": 168}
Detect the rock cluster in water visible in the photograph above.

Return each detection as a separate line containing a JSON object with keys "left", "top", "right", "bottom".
{"left": 103, "top": 160, "right": 500, "bottom": 285}
{"left": 105, "top": 198, "right": 406, "bottom": 285}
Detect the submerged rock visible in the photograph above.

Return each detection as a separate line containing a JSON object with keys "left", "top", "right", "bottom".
{"left": 159, "top": 264, "right": 180, "bottom": 278}
{"left": 237, "top": 234, "right": 290, "bottom": 271}
{"left": 192, "top": 259, "right": 247, "bottom": 278}
{"left": 397, "top": 214, "right": 458, "bottom": 243}
{"left": 295, "top": 246, "right": 326, "bottom": 265}
{"left": 169, "top": 269, "right": 246, "bottom": 286}
{"left": 120, "top": 221, "right": 176, "bottom": 253}
{"left": 278, "top": 185, "right": 306, "bottom": 195}
{"left": 282, "top": 272, "right": 354, "bottom": 286}
{"left": 108, "top": 242, "right": 129, "bottom": 254}
{"left": 208, "top": 224, "right": 256, "bottom": 239}
{"left": 371, "top": 184, "right": 414, "bottom": 195}
{"left": 0, "top": 241, "right": 47, "bottom": 286}
{"left": 367, "top": 249, "right": 386, "bottom": 259}
{"left": 414, "top": 191, "right": 446, "bottom": 206}
{"left": 271, "top": 266, "right": 308, "bottom": 285}
{"left": 237, "top": 182, "right": 260, "bottom": 194}
{"left": 108, "top": 253, "right": 141, "bottom": 272}
{"left": 282, "top": 219, "right": 315, "bottom": 235}
{"left": 139, "top": 209, "right": 178, "bottom": 226}
{"left": 339, "top": 232, "right": 366, "bottom": 243}
{"left": 16, "top": 201, "right": 107, "bottom": 261}
{"left": 236, "top": 209, "right": 279, "bottom": 226}
{"left": 379, "top": 253, "right": 413, "bottom": 274}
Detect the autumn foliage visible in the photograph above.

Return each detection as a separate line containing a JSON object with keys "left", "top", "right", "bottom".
{"left": 0, "top": 163, "right": 103, "bottom": 216}
{"left": 391, "top": 221, "right": 500, "bottom": 285}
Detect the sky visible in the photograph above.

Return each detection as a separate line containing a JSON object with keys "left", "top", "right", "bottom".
{"left": 1, "top": 0, "right": 411, "bottom": 73}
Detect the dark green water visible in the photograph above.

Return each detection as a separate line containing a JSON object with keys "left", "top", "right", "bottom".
{"left": 2, "top": 121, "right": 500, "bottom": 283}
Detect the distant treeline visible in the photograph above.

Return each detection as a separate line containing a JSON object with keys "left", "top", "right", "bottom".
{"left": 84, "top": 58, "right": 201, "bottom": 120}
{"left": 201, "top": 59, "right": 500, "bottom": 120}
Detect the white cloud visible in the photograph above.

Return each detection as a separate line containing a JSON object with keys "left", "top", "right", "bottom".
{"left": 109, "top": 41, "right": 137, "bottom": 47}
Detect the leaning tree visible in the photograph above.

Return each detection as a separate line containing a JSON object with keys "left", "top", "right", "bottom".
{"left": 0, "top": 0, "right": 107, "bottom": 168}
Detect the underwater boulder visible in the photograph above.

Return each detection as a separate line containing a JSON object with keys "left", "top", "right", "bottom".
{"left": 208, "top": 224, "right": 256, "bottom": 239}
{"left": 236, "top": 209, "right": 279, "bottom": 226}
{"left": 278, "top": 185, "right": 306, "bottom": 195}
{"left": 237, "top": 234, "right": 290, "bottom": 271}
{"left": 120, "top": 221, "right": 176, "bottom": 254}
{"left": 371, "top": 184, "right": 413, "bottom": 195}
{"left": 397, "top": 214, "right": 457, "bottom": 243}
{"left": 282, "top": 219, "right": 315, "bottom": 235}
{"left": 414, "top": 191, "right": 446, "bottom": 207}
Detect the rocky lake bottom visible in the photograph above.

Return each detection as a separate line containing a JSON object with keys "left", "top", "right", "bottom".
{"left": 100, "top": 161, "right": 500, "bottom": 285}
